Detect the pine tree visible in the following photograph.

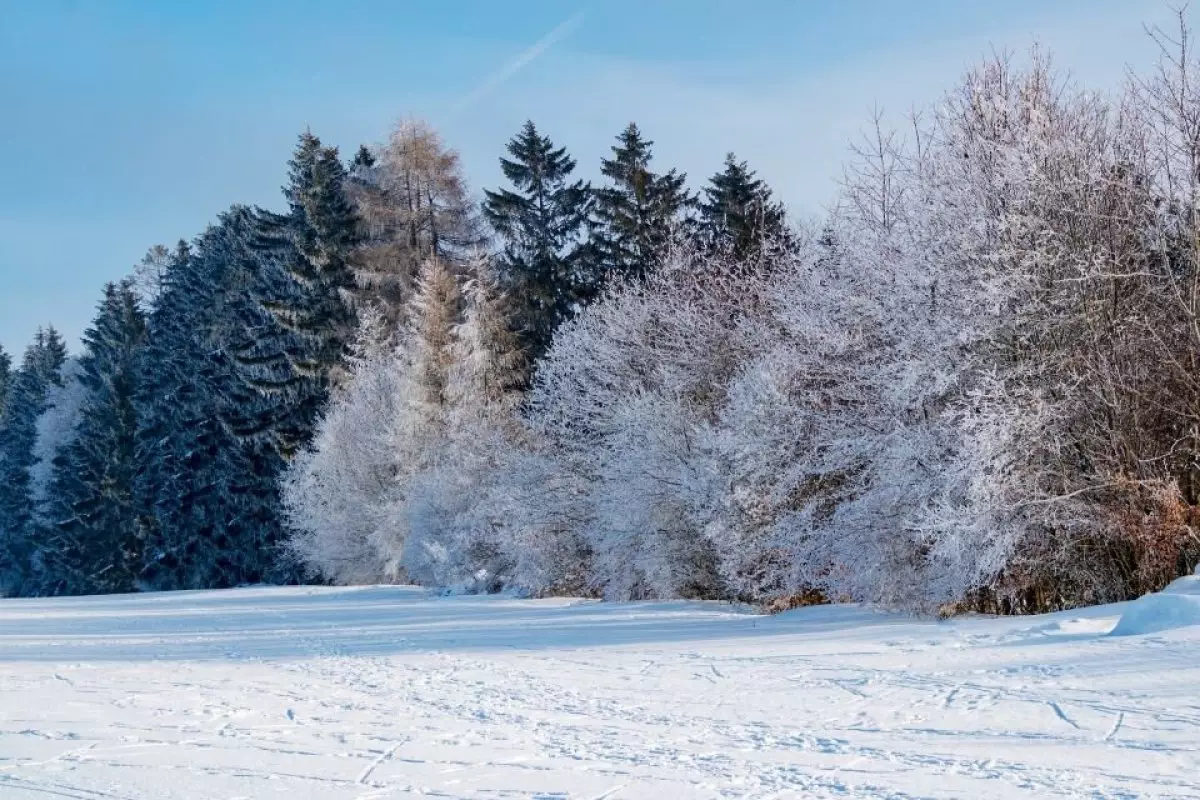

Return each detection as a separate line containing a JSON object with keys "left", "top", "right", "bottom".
{"left": 592, "top": 123, "right": 693, "bottom": 280}
{"left": 36, "top": 284, "right": 146, "bottom": 595}
{"left": 483, "top": 121, "right": 592, "bottom": 360}
{"left": 0, "top": 328, "right": 66, "bottom": 594}
{"left": 699, "top": 153, "right": 789, "bottom": 257}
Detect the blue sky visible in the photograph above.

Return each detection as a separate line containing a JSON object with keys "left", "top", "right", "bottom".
{"left": 0, "top": 0, "right": 1177, "bottom": 355}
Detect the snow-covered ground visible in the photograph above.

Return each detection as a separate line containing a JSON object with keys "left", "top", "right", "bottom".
{"left": 1, "top": 581, "right": 1198, "bottom": 799}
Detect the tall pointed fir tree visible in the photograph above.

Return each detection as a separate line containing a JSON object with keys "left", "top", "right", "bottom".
{"left": 136, "top": 210, "right": 302, "bottom": 591}
{"left": 0, "top": 328, "right": 66, "bottom": 595}
{"left": 350, "top": 144, "right": 375, "bottom": 171}
{"left": 279, "top": 131, "right": 360, "bottom": 386}
{"left": 591, "top": 123, "right": 693, "bottom": 280}
{"left": 250, "top": 131, "right": 360, "bottom": 459}
{"left": 33, "top": 285, "right": 146, "bottom": 595}
{"left": 134, "top": 234, "right": 242, "bottom": 591}
{"left": 483, "top": 121, "right": 593, "bottom": 361}
{"left": 698, "top": 153, "right": 789, "bottom": 258}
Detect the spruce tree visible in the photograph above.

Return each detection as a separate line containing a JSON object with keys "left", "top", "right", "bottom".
{"left": 0, "top": 344, "right": 11, "bottom": 421}
{"left": 592, "top": 123, "right": 693, "bottom": 280}
{"left": 280, "top": 131, "right": 360, "bottom": 382}
{"left": 351, "top": 144, "right": 375, "bottom": 171}
{"left": 250, "top": 132, "right": 360, "bottom": 457}
{"left": 37, "top": 284, "right": 146, "bottom": 595}
{"left": 0, "top": 328, "right": 66, "bottom": 594}
{"left": 137, "top": 213, "right": 295, "bottom": 591}
{"left": 483, "top": 121, "right": 593, "bottom": 360}
{"left": 699, "top": 153, "right": 789, "bottom": 258}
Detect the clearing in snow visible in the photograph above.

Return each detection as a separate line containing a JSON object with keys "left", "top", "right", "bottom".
{"left": 1, "top": 580, "right": 1198, "bottom": 799}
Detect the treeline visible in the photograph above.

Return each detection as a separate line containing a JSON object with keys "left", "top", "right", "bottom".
{"left": 4, "top": 16, "right": 1200, "bottom": 613}
{"left": 0, "top": 116, "right": 783, "bottom": 599}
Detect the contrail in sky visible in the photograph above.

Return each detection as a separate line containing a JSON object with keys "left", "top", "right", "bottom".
{"left": 451, "top": 9, "right": 588, "bottom": 115}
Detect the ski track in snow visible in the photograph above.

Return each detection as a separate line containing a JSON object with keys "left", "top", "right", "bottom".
{"left": 0, "top": 586, "right": 1197, "bottom": 799}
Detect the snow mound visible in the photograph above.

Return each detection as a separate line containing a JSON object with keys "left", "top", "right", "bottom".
{"left": 1109, "top": 575, "right": 1200, "bottom": 637}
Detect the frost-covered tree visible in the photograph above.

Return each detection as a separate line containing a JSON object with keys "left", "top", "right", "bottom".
{"left": 130, "top": 244, "right": 172, "bottom": 311}
{"left": 528, "top": 245, "right": 778, "bottom": 599}
{"left": 285, "top": 256, "right": 463, "bottom": 583}
{"left": 284, "top": 253, "right": 577, "bottom": 593}
{"left": 400, "top": 256, "right": 533, "bottom": 590}
{"left": 446, "top": 259, "right": 528, "bottom": 418}
{"left": 283, "top": 308, "right": 402, "bottom": 585}
{"left": 484, "top": 121, "right": 593, "bottom": 360}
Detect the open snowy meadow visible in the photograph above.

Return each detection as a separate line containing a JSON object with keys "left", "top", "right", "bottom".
{"left": 1, "top": 579, "right": 1198, "bottom": 799}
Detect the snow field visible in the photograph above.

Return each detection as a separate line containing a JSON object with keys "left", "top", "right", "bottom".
{"left": 1, "top": 583, "right": 1198, "bottom": 799}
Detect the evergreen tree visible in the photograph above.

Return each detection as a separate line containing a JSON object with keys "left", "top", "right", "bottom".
{"left": 591, "top": 123, "right": 693, "bottom": 280}
{"left": 698, "top": 153, "right": 789, "bottom": 258}
{"left": 350, "top": 144, "right": 376, "bottom": 171}
{"left": 279, "top": 131, "right": 360, "bottom": 382}
{"left": 483, "top": 121, "right": 593, "bottom": 360}
{"left": 136, "top": 214, "right": 295, "bottom": 591}
{"left": 0, "top": 328, "right": 66, "bottom": 594}
{"left": 0, "top": 344, "right": 11, "bottom": 421}
{"left": 249, "top": 131, "right": 360, "bottom": 457}
{"left": 36, "top": 284, "right": 146, "bottom": 595}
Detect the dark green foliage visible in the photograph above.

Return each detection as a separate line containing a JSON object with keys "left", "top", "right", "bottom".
{"left": 135, "top": 214, "right": 296, "bottom": 591}
{"left": 251, "top": 132, "right": 360, "bottom": 456}
{"left": 699, "top": 153, "right": 789, "bottom": 257}
{"left": 483, "top": 120, "right": 593, "bottom": 360}
{"left": 591, "top": 123, "right": 694, "bottom": 279}
{"left": 36, "top": 286, "right": 146, "bottom": 595}
{"left": 0, "top": 328, "right": 66, "bottom": 595}
{"left": 279, "top": 131, "right": 360, "bottom": 380}
{"left": 0, "top": 344, "right": 11, "bottom": 421}
{"left": 351, "top": 144, "right": 375, "bottom": 171}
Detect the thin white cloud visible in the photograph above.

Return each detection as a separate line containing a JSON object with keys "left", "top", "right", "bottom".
{"left": 451, "top": 9, "right": 588, "bottom": 115}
